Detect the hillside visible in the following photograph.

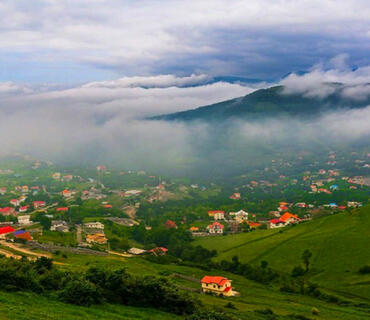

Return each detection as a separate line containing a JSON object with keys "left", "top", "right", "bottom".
{"left": 195, "top": 205, "right": 370, "bottom": 301}
{"left": 151, "top": 85, "right": 370, "bottom": 122}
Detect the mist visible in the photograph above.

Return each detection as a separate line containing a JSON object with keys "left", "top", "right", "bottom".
{"left": 0, "top": 65, "right": 369, "bottom": 177}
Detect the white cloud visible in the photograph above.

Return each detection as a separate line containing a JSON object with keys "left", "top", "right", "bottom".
{"left": 280, "top": 55, "right": 370, "bottom": 99}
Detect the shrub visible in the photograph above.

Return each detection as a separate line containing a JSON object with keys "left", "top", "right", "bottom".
{"left": 359, "top": 265, "right": 370, "bottom": 274}
{"left": 291, "top": 266, "right": 305, "bottom": 277}
{"left": 58, "top": 279, "right": 103, "bottom": 306}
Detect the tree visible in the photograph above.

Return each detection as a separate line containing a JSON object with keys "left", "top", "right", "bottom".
{"left": 302, "top": 249, "right": 312, "bottom": 272}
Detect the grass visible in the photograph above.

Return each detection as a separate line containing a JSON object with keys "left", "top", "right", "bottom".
{"left": 0, "top": 291, "right": 179, "bottom": 320}
{"left": 194, "top": 205, "right": 370, "bottom": 302}
{"left": 34, "top": 230, "right": 77, "bottom": 246}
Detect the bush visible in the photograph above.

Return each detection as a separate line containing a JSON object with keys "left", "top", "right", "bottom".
{"left": 291, "top": 266, "right": 305, "bottom": 277}
{"left": 59, "top": 279, "right": 103, "bottom": 306}
{"left": 359, "top": 265, "right": 370, "bottom": 274}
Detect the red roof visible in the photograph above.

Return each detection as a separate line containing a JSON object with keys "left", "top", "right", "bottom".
{"left": 223, "top": 286, "right": 232, "bottom": 292}
{"left": 104, "top": 204, "right": 112, "bottom": 208}
{"left": 57, "top": 207, "right": 68, "bottom": 212}
{"left": 15, "top": 231, "right": 32, "bottom": 241}
{"left": 279, "top": 206, "right": 289, "bottom": 211}
{"left": 208, "top": 210, "right": 225, "bottom": 214}
{"left": 0, "top": 207, "right": 14, "bottom": 213}
{"left": 207, "top": 222, "right": 224, "bottom": 229}
{"left": 279, "top": 212, "right": 299, "bottom": 223}
{"left": 164, "top": 220, "right": 177, "bottom": 229}
{"left": 19, "top": 205, "right": 29, "bottom": 211}
{"left": 269, "top": 219, "right": 281, "bottom": 224}
{"left": 201, "top": 276, "right": 228, "bottom": 286}
{"left": 33, "top": 201, "right": 45, "bottom": 205}
{"left": 150, "top": 247, "right": 168, "bottom": 253}
{"left": 0, "top": 226, "right": 15, "bottom": 235}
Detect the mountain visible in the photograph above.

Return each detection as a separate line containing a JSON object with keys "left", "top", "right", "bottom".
{"left": 151, "top": 85, "right": 370, "bottom": 122}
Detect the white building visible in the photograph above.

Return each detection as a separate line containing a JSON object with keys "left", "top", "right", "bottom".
{"left": 84, "top": 222, "right": 104, "bottom": 230}
{"left": 18, "top": 215, "right": 31, "bottom": 225}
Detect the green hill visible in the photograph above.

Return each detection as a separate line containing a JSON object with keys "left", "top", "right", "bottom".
{"left": 195, "top": 205, "right": 370, "bottom": 301}
{"left": 151, "top": 85, "right": 370, "bottom": 122}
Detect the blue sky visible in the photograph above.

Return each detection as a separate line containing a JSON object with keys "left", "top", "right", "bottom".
{"left": 0, "top": 0, "right": 369, "bottom": 84}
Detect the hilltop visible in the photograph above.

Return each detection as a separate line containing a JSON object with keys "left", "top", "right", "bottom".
{"left": 151, "top": 85, "right": 370, "bottom": 122}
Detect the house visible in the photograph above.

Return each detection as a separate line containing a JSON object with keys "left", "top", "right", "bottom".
{"left": 14, "top": 230, "right": 33, "bottom": 241}
{"left": 10, "top": 199, "right": 20, "bottom": 207}
{"left": 33, "top": 201, "right": 46, "bottom": 209}
{"left": 150, "top": 247, "right": 168, "bottom": 256}
{"left": 21, "top": 185, "right": 29, "bottom": 193}
{"left": 52, "top": 172, "right": 61, "bottom": 180}
{"left": 125, "top": 190, "right": 142, "bottom": 196}
{"left": 62, "top": 174, "right": 73, "bottom": 182}
{"left": 0, "top": 207, "right": 15, "bottom": 216}
{"left": 189, "top": 226, "right": 199, "bottom": 232}
{"left": 269, "top": 219, "right": 285, "bottom": 228}
{"left": 207, "top": 222, "right": 224, "bottom": 234}
{"left": 230, "top": 210, "right": 248, "bottom": 222}
{"left": 84, "top": 222, "right": 104, "bottom": 230}
{"left": 208, "top": 210, "right": 225, "bottom": 220}
{"left": 103, "top": 204, "right": 112, "bottom": 208}
{"left": 330, "top": 184, "right": 339, "bottom": 191}
{"left": 128, "top": 247, "right": 147, "bottom": 255}
{"left": 295, "top": 202, "right": 306, "bottom": 208}
{"left": 0, "top": 226, "right": 15, "bottom": 239}
{"left": 56, "top": 207, "right": 68, "bottom": 212}
{"left": 86, "top": 233, "right": 107, "bottom": 244}
{"left": 19, "top": 205, "right": 29, "bottom": 213}
{"left": 18, "top": 215, "right": 31, "bottom": 225}
{"left": 62, "top": 189, "right": 72, "bottom": 198}
{"left": 201, "top": 276, "right": 233, "bottom": 296}
{"left": 50, "top": 220, "right": 69, "bottom": 232}
{"left": 248, "top": 222, "right": 261, "bottom": 228}
{"left": 279, "top": 212, "right": 300, "bottom": 224}
{"left": 164, "top": 220, "right": 178, "bottom": 229}
{"left": 230, "top": 193, "right": 241, "bottom": 200}
{"left": 96, "top": 165, "right": 107, "bottom": 171}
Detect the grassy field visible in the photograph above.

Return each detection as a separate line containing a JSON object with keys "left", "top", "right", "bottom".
{"left": 0, "top": 291, "right": 179, "bottom": 320}
{"left": 45, "top": 251, "right": 369, "bottom": 319}
{"left": 195, "top": 205, "right": 370, "bottom": 302}
{"left": 1, "top": 206, "right": 369, "bottom": 319}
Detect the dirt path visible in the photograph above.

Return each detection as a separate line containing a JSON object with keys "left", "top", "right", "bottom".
{"left": 0, "top": 241, "right": 51, "bottom": 258}
{"left": 108, "top": 250, "right": 132, "bottom": 257}
{"left": 0, "top": 248, "right": 22, "bottom": 259}
{"left": 76, "top": 225, "right": 82, "bottom": 244}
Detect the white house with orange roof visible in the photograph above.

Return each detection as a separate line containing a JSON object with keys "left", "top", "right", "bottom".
{"left": 201, "top": 276, "right": 233, "bottom": 296}
{"left": 207, "top": 222, "right": 224, "bottom": 234}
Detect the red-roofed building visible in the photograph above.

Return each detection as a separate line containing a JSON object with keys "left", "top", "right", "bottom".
{"left": 269, "top": 219, "right": 285, "bottom": 228}
{"left": 33, "top": 201, "right": 46, "bottom": 209}
{"left": 207, "top": 222, "right": 224, "bottom": 234}
{"left": 0, "top": 207, "right": 16, "bottom": 216}
{"left": 208, "top": 210, "right": 225, "bottom": 218}
{"left": 57, "top": 207, "right": 68, "bottom": 212}
{"left": 15, "top": 231, "right": 33, "bottom": 241}
{"left": 10, "top": 199, "right": 20, "bottom": 207}
{"left": 0, "top": 226, "right": 15, "bottom": 238}
{"left": 103, "top": 204, "right": 112, "bottom": 209}
{"left": 164, "top": 220, "right": 177, "bottom": 229}
{"left": 150, "top": 247, "right": 168, "bottom": 256}
{"left": 201, "top": 276, "right": 233, "bottom": 296}
{"left": 19, "top": 205, "right": 29, "bottom": 213}
{"left": 279, "top": 212, "right": 300, "bottom": 224}
{"left": 230, "top": 193, "right": 241, "bottom": 200}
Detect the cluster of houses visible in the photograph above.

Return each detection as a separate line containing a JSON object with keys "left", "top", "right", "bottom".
{"left": 0, "top": 225, "right": 33, "bottom": 241}
{"left": 83, "top": 222, "right": 108, "bottom": 245}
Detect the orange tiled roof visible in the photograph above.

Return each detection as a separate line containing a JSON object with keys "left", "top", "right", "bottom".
{"left": 201, "top": 276, "right": 228, "bottom": 286}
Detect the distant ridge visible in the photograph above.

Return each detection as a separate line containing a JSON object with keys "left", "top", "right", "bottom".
{"left": 151, "top": 85, "right": 370, "bottom": 122}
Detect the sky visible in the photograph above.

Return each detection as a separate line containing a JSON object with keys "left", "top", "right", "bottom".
{"left": 0, "top": 0, "right": 369, "bottom": 84}
{"left": 0, "top": 1, "right": 369, "bottom": 173}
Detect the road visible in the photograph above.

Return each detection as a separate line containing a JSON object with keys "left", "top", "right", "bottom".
{"left": 0, "top": 240, "right": 51, "bottom": 258}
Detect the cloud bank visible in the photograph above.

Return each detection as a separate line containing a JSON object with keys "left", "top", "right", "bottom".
{"left": 0, "top": 63, "right": 369, "bottom": 176}
{"left": 0, "top": 1, "right": 369, "bottom": 82}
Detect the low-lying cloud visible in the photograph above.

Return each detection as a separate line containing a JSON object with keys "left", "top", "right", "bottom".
{"left": 0, "top": 69, "right": 369, "bottom": 176}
